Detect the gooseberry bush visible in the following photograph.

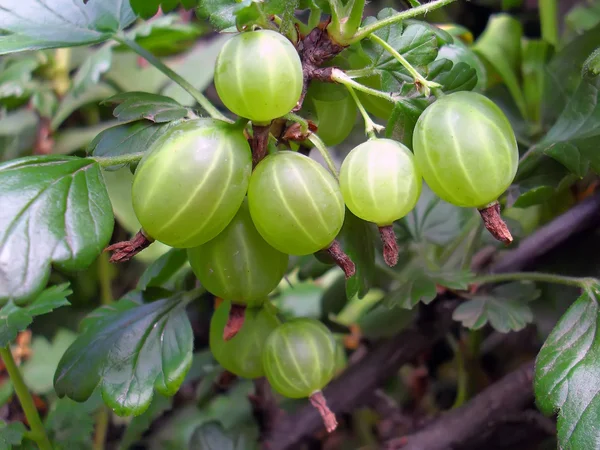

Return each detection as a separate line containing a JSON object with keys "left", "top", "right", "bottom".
{"left": 0, "top": 0, "right": 600, "bottom": 448}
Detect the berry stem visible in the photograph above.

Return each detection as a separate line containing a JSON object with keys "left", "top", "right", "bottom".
{"left": 113, "top": 35, "right": 230, "bottom": 122}
{"left": 309, "top": 391, "right": 338, "bottom": 433}
{"left": 307, "top": 134, "right": 340, "bottom": 179}
{"left": 379, "top": 225, "right": 399, "bottom": 267}
{"left": 326, "top": 240, "right": 356, "bottom": 278}
{"left": 251, "top": 123, "right": 272, "bottom": 168}
{"left": 344, "top": 84, "right": 384, "bottom": 139}
{"left": 93, "top": 152, "right": 146, "bottom": 168}
{"left": 473, "top": 272, "right": 598, "bottom": 290}
{"left": 478, "top": 202, "right": 513, "bottom": 245}
{"left": 104, "top": 229, "right": 153, "bottom": 263}
{"left": 223, "top": 304, "right": 246, "bottom": 341}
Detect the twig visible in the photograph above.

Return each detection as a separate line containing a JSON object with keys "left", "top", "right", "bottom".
{"left": 396, "top": 361, "right": 535, "bottom": 450}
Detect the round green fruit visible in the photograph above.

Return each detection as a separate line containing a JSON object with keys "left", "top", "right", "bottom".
{"left": 214, "top": 30, "right": 303, "bottom": 124}
{"left": 262, "top": 318, "right": 336, "bottom": 398}
{"left": 412, "top": 91, "right": 518, "bottom": 208}
{"left": 301, "top": 82, "right": 357, "bottom": 147}
{"left": 132, "top": 119, "right": 251, "bottom": 248}
{"left": 187, "top": 198, "right": 288, "bottom": 305}
{"left": 436, "top": 42, "right": 487, "bottom": 90}
{"left": 339, "top": 139, "right": 422, "bottom": 226}
{"left": 248, "top": 151, "right": 345, "bottom": 255}
{"left": 210, "top": 300, "right": 280, "bottom": 379}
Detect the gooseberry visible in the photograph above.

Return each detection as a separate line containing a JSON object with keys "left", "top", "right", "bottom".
{"left": 187, "top": 198, "right": 289, "bottom": 305}
{"left": 210, "top": 300, "right": 280, "bottom": 379}
{"left": 248, "top": 151, "right": 345, "bottom": 256}
{"left": 214, "top": 30, "right": 303, "bottom": 124}
{"left": 131, "top": 119, "right": 251, "bottom": 248}
{"left": 262, "top": 318, "right": 338, "bottom": 432}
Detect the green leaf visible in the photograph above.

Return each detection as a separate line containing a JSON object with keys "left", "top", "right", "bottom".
{"left": 31, "top": 88, "right": 58, "bottom": 119}
{"left": 385, "top": 98, "right": 427, "bottom": 149}
{"left": 534, "top": 287, "right": 600, "bottom": 449}
{"left": 197, "top": 0, "right": 286, "bottom": 32}
{"left": 89, "top": 121, "right": 181, "bottom": 162}
{"left": 54, "top": 293, "right": 194, "bottom": 416}
{"left": 71, "top": 46, "right": 113, "bottom": 98}
{"left": 51, "top": 83, "right": 117, "bottom": 131}
{"left": 358, "top": 304, "right": 415, "bottom": 339}
{"left": 473, "top": 14, "right": 527, "bottom": 118}
{"left": 0, "top": 156, "right": 114, "bottom": 302}
{"left": 0, "top": 283, "right": 72, "bottom": 347}
{"left": 453, "top": 282, "right": 538, "bottom": 332}
{"left": 0, "top": 0, "right": 136, "bottom": 55}
{"left": 0, "top": 57, "right": 39, "bottom": 100}
{"left": 433, "top": 61, "right": 478, "bottom": 93}
{"left": 399, "top": 185, "right": 463, "bottom": 245}
{"left": 103, "top": 92, "right": 190, "bottom": 123}
{"left": 521, "top": 39, "right": 552, "bottom": 125}
{"left": 189, "top": 422, "right": 258, "bottom": 450}
{"left": 0, "top": 420, "right": 26, "bottom": 450}
{"left": 119, "top": 393, "right": 173, "bottom": 450}
{"left": 0, "top": 379, "right": 13, "bottom": 407}
{"left": 45, "top": 397, "right": 99, "bottom": 450}
{"left": 22, "top": 329, "right": 77, "bottom": 394}
{"left": 275, "top": 282, "right": 324, "bottom": 319}
{"left": 137, "top": 249, "right": 188, "bottom": 290}
{"left": 340, "top": 210, "right": 376, "bottom": 300}
{"left": 130, "top": 0, "right": 199, "bottom": 19}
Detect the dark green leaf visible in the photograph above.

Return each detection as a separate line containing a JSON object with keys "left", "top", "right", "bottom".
{"left": 54, "top": 293, "right": 194, "bottom": 416}
{"left": 189, "top": 421, "right": 259, "bottom": 450}
{"left": 275, "top": 282, "right": 324, "bottom": 319}
{"left": 31, "top": 88, "right": 58, "bottom": 119}
{"left": 71, "top": 46, "right": 113, "bottom": 98}
{"left": 0, "top": 109, "right": 38, "bottom": 162}
{"left": 0, "top": 57, "right": 39, "bottom": 100}
{"left": 0, "top": 0, "right": 136, "bottom": 54}
{"left": 22, "top": 329, "right": 77, "bottom": 394}
{"left": 0, "top": 379, "right": 13, "bottom": 407}
{"left": 51, "top": 83, "right": 117, "bottom": 131}
{"left": 45, "top": 397, "right": 99, "bottom": 450}
{"left": 130, "top": 0, "right": 199, "bottom": 19}
{"left": 453, "top": 282, "right": 538, "bottom": 332}
{"left": 0, "top": 420, "right": 26, "bottom": 449}
{"left": 119, "top": 393, "right": 173, "bottom": 450}
{"left": 197, "top": 0, "right": 286, "bottom": 31}
{"left": 399, "top": 185, "right": 463, "bottom": 245}
{"left": 433, "top": 61, "right": 477, "bottom": 93}
{"left": 473, "top": 13, "right": 526, "bottom": 118}
{"left": 521, "top": 39, "right": 552, "bottom": 125}
{"left": 0, "top": 156, "right": 114, "bottom": 302}
{"left": 89, "top": 121, "right": 181, "bottom": 160}
{"left": 137, "top": 249, "right": 188, "bottom": 290}
{"left": 385, "top": 98, "right": 427, "bottom": 149}
{"left": 534, "top": 286, "right": 600, "bottom": 449}
{"left": 0, "top": 284, "right": 71, "bottom": 347}
{"left": 103, "top": 92, "right": 190, "bottom": 123}
{"left": 358, "top": 304, "right": 415, "bottom": 339}
{"left": 340, "top": 210, "right": 376, "bottom": 300}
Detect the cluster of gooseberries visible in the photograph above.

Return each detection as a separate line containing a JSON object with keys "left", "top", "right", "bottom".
{"left": 109, "top": 27, "right": 518, "bottom": 432}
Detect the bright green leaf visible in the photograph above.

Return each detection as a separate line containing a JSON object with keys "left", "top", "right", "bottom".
{"left": 0, "top": 156, "right": 114, "bottom": 303}
{"left": 103, "top": 92, "right": 190, "bottom": 123}
{"left": 453, "top": 282, "right": 538, "bottom": 332}
{"left": 0, "top": 0, "right": 136, "bottom": 55}
{"left": 54, "top": 293, "right": 194, "bottom": 416}
{"left": 0, "top": 420, "right": 26, "bottom": 450}
{"left": 535, "top": 286, "right": 600, "bottom": 449}
{"left": 137, "top": 249, "right": 188, "bottom": 291}
{"left": 0, "top": 283, "right": 72, "bottom": 347}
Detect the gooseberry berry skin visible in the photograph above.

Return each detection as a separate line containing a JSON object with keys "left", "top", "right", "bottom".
{"left": 132, "top": 119, "right": 252, "bottom": 248}
{"left": 339, "top": 139, "right": 422, "bottom": 226}
{"left": 262, "top": 318, "right": 336, "bottom": 398}
{"left": 187, "top": 198, "right": 289, "bottom": 305}
{"left": 210, "top": 300, "right": 280, "bottom": 379}
{"left": 214, "top": 30, "right": 303, "bottom": 124}
{"left": 302, "top": 82, "right": 357, "bottom": 147}
{"left": 412, "top": 91, "right": 518, "bottom": 208}
{"left": 248, "top": 151, "right": 345, "bottom": 255}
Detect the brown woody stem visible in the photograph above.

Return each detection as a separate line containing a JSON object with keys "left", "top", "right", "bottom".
{"left": 104, "top": 229, "right": 153, "bottom": 263}
{"left": 251, "top": 123, "right": 272, "bottom": 168}
{"left": 379, "top": 225, "right": 399, "bottom": 267}
{"left": 478, "top": 202, "right": 513, "bottom": 245}
{"left": 326, "top": 240, "right": 356, "bottom": 278}
{"left": 309, "top": 391, "right": 338, "bottom": 433}
{"left": 223, "top": 304, "right": 246, "bottom": 341}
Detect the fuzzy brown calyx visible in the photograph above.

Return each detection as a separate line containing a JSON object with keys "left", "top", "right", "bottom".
{"left": 478, "top": 202, "right": 513, "bottom": 245}
{"left": 223, "top": 304, "right": 246, "bottom": 341}
{"left": 326, "top": 240, "right": 356, "bottom": 279}
{"left": 309, "top": 390, "right": 338, "bottom": 433}
{"left": 104, "top": 229, "right": 153, "bottom": 263}
{"left": 379, "top": 225, "right": 399, "bottom": 267}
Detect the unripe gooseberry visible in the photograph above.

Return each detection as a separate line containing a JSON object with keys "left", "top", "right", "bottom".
{"left": 340, "top": 139, "right": 422, "bottom": 226}
{"left": 248, "top": 151, "right": 345, "bottom": 256}
{"left": 214, "top": 30, "right": 303, "bottom": 124}
{"left": 413, "top": 91, "right": 518, "bottom": 208}
{"left": 210, "top": 300, "right": 280, "bottom": 379}
{"left": 187, "top": 198, "right": 289, "bottom": 306}
{"left": 132, "top": 119, "right": 251, "bottom": 248}
{"left": 262, "top": 318, "right": 338, "bottom": 432}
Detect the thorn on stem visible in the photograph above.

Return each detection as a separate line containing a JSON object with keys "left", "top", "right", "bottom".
{"left": 326, "top": 240, "right": 356, "bottom": 278}
{"left": 478, "top": 202, "right": 513, "bottom": 245}
{"left": 309, "top": 391, "right": 338, "bottom": 433}
{"left": 379, "top": 225, "right": 399, "bottom": 267}
{"left": 104, "top": 230, "right": 153, "bottom": 263}
{"left": 223, "top": 304, "right": 246, "bottom": 341}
